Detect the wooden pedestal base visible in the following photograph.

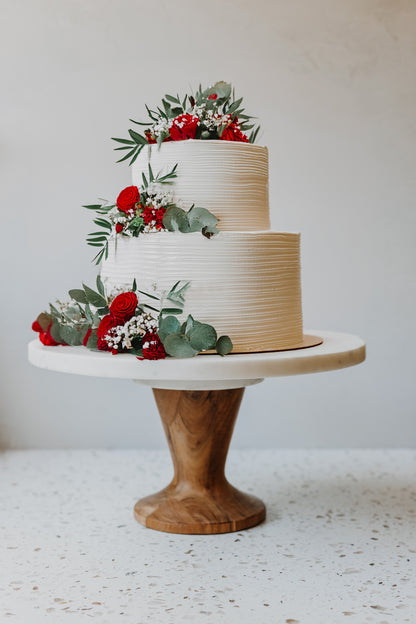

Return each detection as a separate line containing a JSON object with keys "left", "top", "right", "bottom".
{"left": 134, "top": 388, "right": 266, "bottom": 534}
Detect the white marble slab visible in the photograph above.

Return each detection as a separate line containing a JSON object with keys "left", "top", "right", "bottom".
{"left": 0, "top": 450, "right": 414, "bottom": 623}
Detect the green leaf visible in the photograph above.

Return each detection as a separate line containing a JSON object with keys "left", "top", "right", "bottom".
{"left": 132, "top": 278, "right": 137, "bottom": 292}
{"left": 165, "top": 93, "right": 180, "bottom": 104}
{"left": 83, "top": 204, "right": 103, "bottom": 210}
{"left": 163, "top": 334, "right": 198, "bottom": 358}
{"left": 93, "top": 218, "right": 111, "bottom": 230}
{"left": 137, "top": 289, "right": 160, "bottom": 301}
{"left": 87, "top": 236, "right": 107, "bottom": 242}
{"left": 49, "top": 321, "right": 63, "bottom": 343}
{"left": 116, "top": 146, "right": 138, "bottom": 164}
{"left": 160, "top": 307, "right": 183, "bottom": 315}
{"left": 96, "top": 275, "right": 105, "bottom": 297}
{"left": 128, "top": 129, "right": 147, "bottom": 145}
{"left": 86, "top": 329, "right": 98, "bottom": 350}
{"left": 184, "top": 314, "right": 194, "bottom": 337}
{"left": 82, "top": 284, "right": 107, "bottom": 308}
{"left": 60, "top": 325, "right": 82, "bottom": 346}
{"left": 186, "top": 206, "right": 218, "bottom": 232}
{"left": 49, "top": 303, "right": 61, "bottom": 318}
{"left": 188, "top": 322, "right": 217, "bottom": 351}
{"left": 158, "top": 315, "right": 180, "bottom": 341}
{"left": 68, "top": 289, "right": 88, "bottom": 304}
{"left": 216, "top": 335, "right": 233, "bottom": 356}
{"left": 84, "top": 303, "right": 93, "bottom": 323}
{"left": 141, "top": 171, "right": 148, "bottom": 188}
{"left": 148, "top": 163, "right": 154, "bottom": 182}
{"left": 112, "top": 137, "right": 135, "bottom": 145}
{"left": 163, "top": 206, "right": 190, "bottom": 232}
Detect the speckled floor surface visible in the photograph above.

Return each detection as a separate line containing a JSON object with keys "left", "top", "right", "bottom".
{"left": 1, "top": 449, "right": 415, "bottom": 624}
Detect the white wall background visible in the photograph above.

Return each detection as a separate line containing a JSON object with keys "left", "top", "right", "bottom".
{"left": 1, "top": 0, "right": 415, "bottom": 449}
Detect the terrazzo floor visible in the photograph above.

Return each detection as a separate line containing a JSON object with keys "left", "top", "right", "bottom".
{"left": 1, "top": 449, "right": 415, "bottom": 624}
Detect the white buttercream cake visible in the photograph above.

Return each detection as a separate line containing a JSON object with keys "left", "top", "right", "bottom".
{"left": 101, "top": 140, "right": 304, "bottom": 353}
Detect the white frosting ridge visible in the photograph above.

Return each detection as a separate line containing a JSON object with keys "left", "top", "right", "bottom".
{"left": 101, "top": 232, "right": 303, "bottom": 353}
{"left": 132, "top": 140, "right": 270, "bottom": 231}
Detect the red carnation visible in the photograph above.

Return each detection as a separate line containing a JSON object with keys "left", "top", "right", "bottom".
{"left": 220, "top": 121, "right": 249, "bottom": 142}
{"left": 97, "top": 314, "right": 121, "bottom": 351}
{"left": 142, "top": 332, "right": 166, "bottom": 360}
{"left": 116, "top": 186, "right": 140, "bottom": 214}
{"left": 169, "top": 114, "right": 199, "bottom": 141}
{"left": 141, "top": 205, "right": 166, "bottom": 230}
{"left": 115, "top": 223, "right": 123, "bottom": 234}
{"left": 208, "top": 93, "right": 217, "bottom": 100}
{"left": 109, "top": 292, "right": 138, "bottom": 322}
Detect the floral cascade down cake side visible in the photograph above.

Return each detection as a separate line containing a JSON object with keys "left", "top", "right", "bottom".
{"left": 33, "top": 81, "right": 304, "bottom": 359}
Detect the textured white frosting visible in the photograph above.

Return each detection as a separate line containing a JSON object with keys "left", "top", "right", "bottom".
{"left": 101, "top": 232, "right": 303, "bottom": 353}
{"left": 132, "top": 140, "right": 270, "bottom": 231}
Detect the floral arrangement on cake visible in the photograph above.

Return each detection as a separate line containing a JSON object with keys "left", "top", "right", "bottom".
{"left": 112, "top": 81, "right": 260, "bottom": 165}
{"left": 85, "top": 164, "right": 219, "bottom": 264}
{"left": 32, "top": 277, "right": 233, "bottom": 359}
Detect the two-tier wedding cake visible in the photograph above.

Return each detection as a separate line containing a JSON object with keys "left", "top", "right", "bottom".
{"left": 32, "top": 81, "right": 314, "bottom": 360}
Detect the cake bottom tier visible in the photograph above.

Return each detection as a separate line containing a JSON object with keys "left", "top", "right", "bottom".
{"left": 100, "top": 231, "right": 303, "bottom": 353}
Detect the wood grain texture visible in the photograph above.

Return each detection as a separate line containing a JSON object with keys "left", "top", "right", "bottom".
{"left": 134, "top": 388, "right": 266, "bottom": 534}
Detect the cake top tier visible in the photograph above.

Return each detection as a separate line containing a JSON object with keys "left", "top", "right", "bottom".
{"left": 131, "top": 140, "right": 270, "bottom": 231}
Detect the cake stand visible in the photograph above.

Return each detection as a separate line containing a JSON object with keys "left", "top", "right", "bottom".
{"left": 28, "top": 330, "right": 365, "bottom": 535}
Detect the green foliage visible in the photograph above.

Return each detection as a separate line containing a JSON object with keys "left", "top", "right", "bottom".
{"left": 188, "top": 321, "right": 217, "bottom": 351}
{"left": 82, "top": 283, "right": 108, "bottom": 309}
{"left": 163, "top": 204, "right": 218, "bottom": 237}
{"left": 86, "top": 329, "right": 98, "bottom": 350}
{"left": 68, "top": 289, "right": 88, "bottom": 304}
{"left": 158, "top": 315, "right": 180, "bottom": 341}
{"left": 216, "top": 335, "right": 233, "bottom": 356}
{"left": 163, "top": 334, "right": 198, "bottom": 358}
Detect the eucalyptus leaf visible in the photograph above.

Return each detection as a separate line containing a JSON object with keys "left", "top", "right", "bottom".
{"left": 163, "top": 206, "right": 190, "bottom": 233}
{"left": 160, "top": 307, "right": 183, "bottom": 315}
{"left": 216, "top": 335, "right": 233, "bottom": 356}
{"left": 86, "top": 329, "right": 98, "bottom": 350}
{"left": 49, "top": 321, "right": 63, "bottom": 343}
{"left": 82, "top": 284, "right": 107, "bottom": 308}
{"left": 188, "top": 322, "right": 217, "bottom": 351}
{"left": 186, "top": 206, "right": 218, "bottom": 232}
{"left": 59, "top": 325, "right": 82, "bottom": 346}
{"left": 158, "top": 315, "right": 180, "bottom": 341}
{"left": 184, "top": 314, "right": 194, "bottom": 337}
{"left": 163, "top": 334, "right": 198, "bottom": 358}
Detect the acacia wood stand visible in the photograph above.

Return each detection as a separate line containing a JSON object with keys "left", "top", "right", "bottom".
{"left": 134, "top": 388, "right": 265, "bottom": 534}
{"left": 28, "top": 330, "right": 366, "bottom": 535}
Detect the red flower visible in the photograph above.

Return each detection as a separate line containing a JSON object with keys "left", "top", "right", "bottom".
{"left": 141, "top": 205, "right": 166, "bottom": 230}
{"left": 32, "top": 320, "right": 43, "bottom": 333}
{"left": 220, "top": 121, "right": 249, "bottom": 142}
{"left": 109, "top": 292, "right": 138, "bottom": 322}
{"left": 115, "top": 223, "right": 123, "bottom": 234}
{"left": 97, "top": 315, "right": 121, "bottom": 351}
{"left": 208, "top": 93, "right": 217, "bottom": 100}
{"left": 142, "top": 332, "right": 166, "bottom": 360}
{"left": 117, "top": 186, "right": 140, "bottom": 214}
{"left": 32, "top": 319, "right": 65, "bottom": 346}
{"left": 169, "top": 114, "right": 199, "bottom": 141}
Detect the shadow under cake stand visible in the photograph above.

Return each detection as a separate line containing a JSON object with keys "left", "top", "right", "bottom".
{"left": 28, "top": 330, "right": 365, "bottom": 535}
